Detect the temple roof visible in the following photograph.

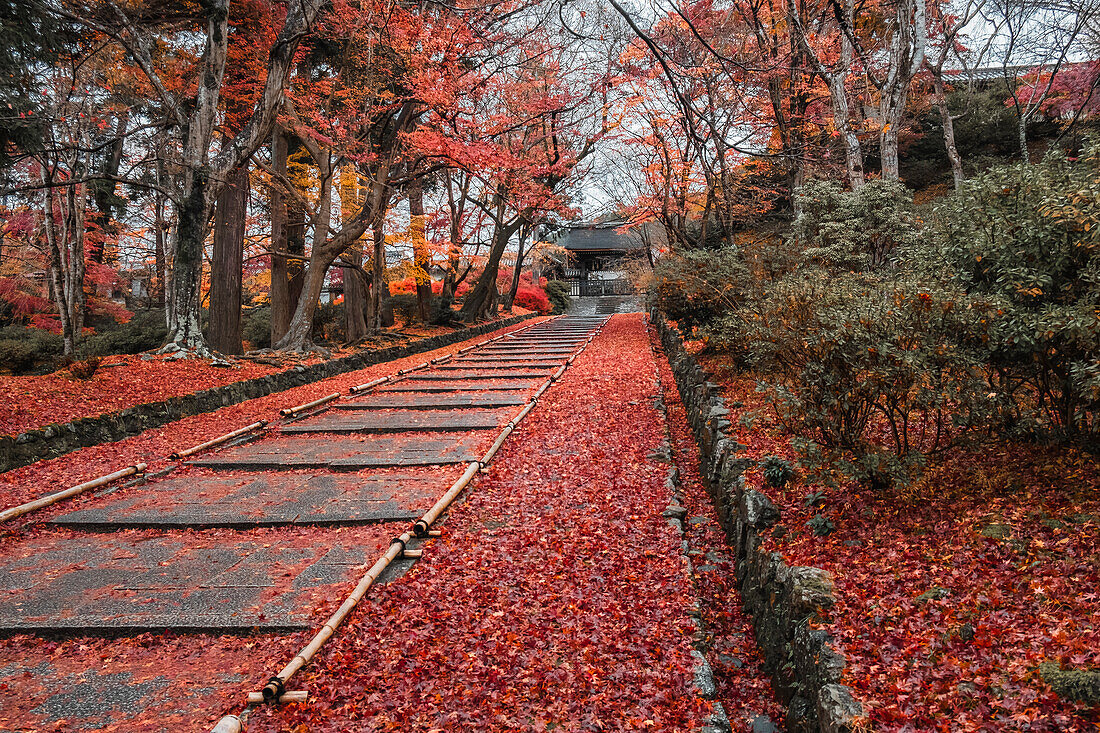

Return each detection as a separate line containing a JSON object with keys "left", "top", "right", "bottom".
{"left": 556, "top": 224, "right": 647, "bottom": 253}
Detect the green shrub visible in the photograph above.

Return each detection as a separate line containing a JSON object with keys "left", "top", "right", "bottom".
{"left": 0, "top": 325, "right": 63, "bottom": 374}
{"left": 387, "top": 293, "right": 419, "bottom": 325}
{"left": 81, "top": 310, "right": 167, "bottom": 356}
{"left": 793, "top": 179, "right": 920, "bottom": 270}
{"left": 807, "top": 514, "right": 836, "bottom": 537}
{"left": 919, "top": 143, "right": 1100, "bottom": 440}
{"left": 429, "top": 295, "right": 458, "bottom": 325}
{"left": 544, "top": 280, "right": 572, "bottom": 315}
{"left": 747, "top": 271, "right": 986, "bottom": 488}
{"left": 312, "top": 301, "right": 345, "bottom": 343}
{"left": 651, "top": 247, "right": 751, "bottom": 332}
{"left": 242, "top": 306, "right": 271, "bottom": 350}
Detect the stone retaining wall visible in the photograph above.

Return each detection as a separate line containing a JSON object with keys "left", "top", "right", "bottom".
{"left": 653, "top": 311, "right": 868, "bottom": 733}
{"left": 1, "top": 315, "right": 535, "bottom": 474}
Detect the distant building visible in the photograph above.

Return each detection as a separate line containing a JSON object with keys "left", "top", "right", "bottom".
{"left": 549, "top": 222, "right": 646, "bottom": 296}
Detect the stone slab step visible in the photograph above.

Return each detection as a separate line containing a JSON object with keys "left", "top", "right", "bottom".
{"left": 281, "top": 409, "right": 510, "bottom": 434}
{"left": 50, "top": 473, "right": 439, "bottom": 529}
{"left": 334, "top": 393, "right": 528, "bottom": 410}
{"left": 0, "top": 533, "right": 391, "bottom": 632}
{"left": 375, "top": 380, "right": 539, "bottom": 393}
{"left": 189, "top": 434, "right": 486, "bottom": 470}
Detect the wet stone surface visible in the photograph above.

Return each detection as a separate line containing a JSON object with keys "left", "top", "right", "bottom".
{"left": 0, "top": 534, "right": 384, "bottom": 631}
{"left": 281, "top": 408, "right": 512, "bottom": 434}
{"left": 375, "top": 379, "right": 541, "bottom": 393}
{"left": 335, "top": 392, "right": 529, "bottom": 410}
{"left": 399, "top": 370, "right": 552, "bottom": 380}
{"left": 50, "top": 473, "right": 437, "bottom": 528}
{"left": 188, "top": 434, "right": 488, "bottom": 470}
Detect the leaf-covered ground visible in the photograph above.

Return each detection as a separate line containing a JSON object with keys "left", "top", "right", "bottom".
{"left": 0, "top": 317, "right": 529, "bottom": 438}
{"left": 0, "top": 314, "right": 781, "bottom": 731}
{"left": 0, "top": 318, "right": 545, "bottom": 514}
{"left": 244, "top": 314, "right": 779, "bottom": 732}
{"left": 699, "top": 356, "right": 1100, "bottom": 732}
{"left": 651, "top": 327, "right": 786, "bottom": 729}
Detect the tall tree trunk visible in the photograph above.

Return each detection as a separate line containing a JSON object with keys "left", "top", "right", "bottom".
{"left": 169, "top": 171, "right": 208, "bottom": 350}
{"left": 368, "top": 216, "right": 385, "bottom": 332}
{"left": 1018, "top": 116, "right": 1030, "bottom": 164}
{"left": 409, "top": 178, "right": 432, "bottom": 322}
{"left": 154, "top": 191, "right": 167, "bottom": 309}
{"left": 274, "top": 255, "right": 329, "bottom": 352}
{"left": 89, "top": 107, "right": 129, "bottom": 264}
{"left": 503, "top": 224, "right": 529, "bottom": 311}
{"left": 933, "top": 75, "right": 965, "bottom": 188}
{"left": 340, "top": 166, "right": 368, "bottom": 341}
{"left": 209, "top": 166, "right": 248, "bottom": 354}
{"left": 42, "top": 177, "right": 86, "bottom": 356}
{"left": 270, "top": 128, "right": 291, "bottom": 345}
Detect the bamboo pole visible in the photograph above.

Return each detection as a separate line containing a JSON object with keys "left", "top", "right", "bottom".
{"left": 258, "top": 528, "right": 414, "bottom": 702}
{"left": 0, "top": 463, "right": 147, "bottom": 524}
{"left": 479, "top": 425, "right": 514, "bottom": 466}
{"left": 349, "top": 376, "right": 390, "bottom": 394}
{"left": 170, "top": 422, "right": 267, "bottom": 460}
{"left": 246, "top": 691, "right": 308, "bottom": 704}
{"left": 211, "top": 715, "right": 242, "bottom": 733}
{"left": 279, "top": 392, "right": 340, "bottom": 417}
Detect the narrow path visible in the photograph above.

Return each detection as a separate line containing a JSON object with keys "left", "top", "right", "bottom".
{"left": 246, "top": 314, "right": 775, "bottom": 732}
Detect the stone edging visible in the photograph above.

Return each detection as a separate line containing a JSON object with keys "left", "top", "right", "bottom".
{"left": 652, "top": 310, "right": 868, "bottom": 733}
{"left": 1, "top": 315, "right": 535, "bottom": 474}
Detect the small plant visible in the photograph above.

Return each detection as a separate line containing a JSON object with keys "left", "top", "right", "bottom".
{"left": 761, "top": 455, "right": 797, "bottom": 488}
{"left": 803, "top": 490, "right": 826, "bottom": 508}
{"left": 807, "top": 514, "right": 835, "bottom": 537}
{"left": 67, "top": 356, "right": 102, "bottom": 380}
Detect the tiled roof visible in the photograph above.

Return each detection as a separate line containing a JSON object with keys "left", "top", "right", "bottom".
{"left": 557, "top": 226, "right": 647, "bottom": 252}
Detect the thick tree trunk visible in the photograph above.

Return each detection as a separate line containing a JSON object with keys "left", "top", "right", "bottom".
{"left": 368, "top": 217, "right": 385, "bottom": 332}
{"left": 343, "top": 248, "right": 368, "bottom": 341}
{"left": 503, "top": 226, "right": 529, "bottom": 311}
{"left": 270, "top": 128, "right": 291, "bottom": 345}
{"left": 340, "top": 167, "right": 368, "bottom": 341}
{"left": 209, "top": 166, "right": 248, "bottom": 354}
{"left": 828, "top": 80, "right": 865, "bottom": 190}
{"left": 274, "top": 256, "right": 328, "bottom": 352}
{"left": 167, "top": 173, "right": 209, "bottom": 351}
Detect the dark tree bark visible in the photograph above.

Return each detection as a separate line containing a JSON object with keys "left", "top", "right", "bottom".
{"left": 459, "top": 211, "right": 521, "bottom": 323}
{"left": 209, "top": 166, "right": 248, "bottom": 354}
{"left": 270, "top": 128, "right": 291, "bottom": 345}
{"left": 368, "top": 216, "right": 386, "bottom": 332}
{"left": 503, "top": 223, "right": 530, "bottom": 311}
{"left": 341, "top": 171, "right": 368, "bottom": 342}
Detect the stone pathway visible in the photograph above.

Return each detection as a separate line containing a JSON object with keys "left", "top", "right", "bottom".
{"left": 0, "top": 315, "right": 781, "bottom": 732}
{"left": 0, "top": 317, "right": 607, "bottom": 730}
